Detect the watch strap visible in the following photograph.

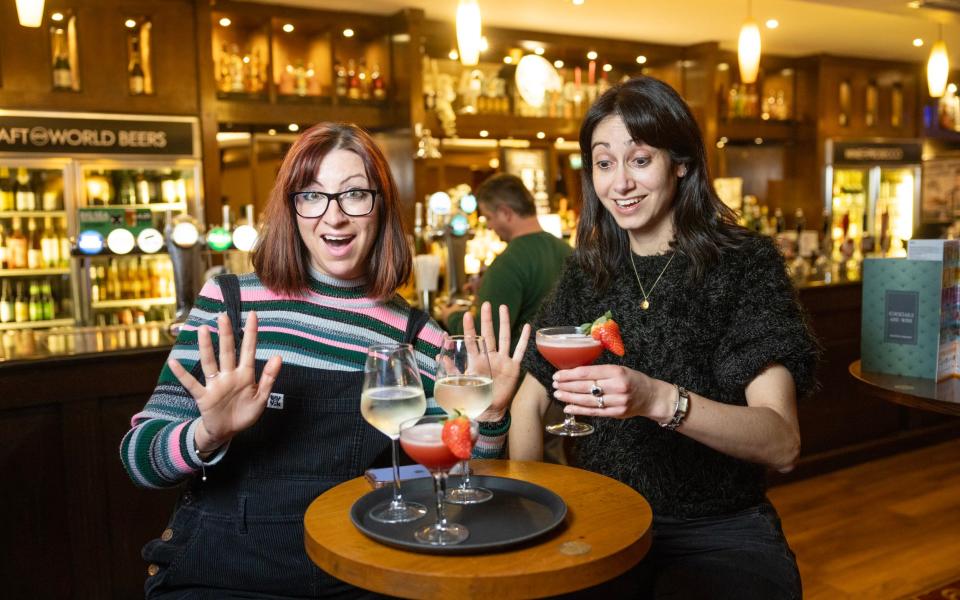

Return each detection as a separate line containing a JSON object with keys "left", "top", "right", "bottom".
{"left": 660, "top": 385, "right": 689, "bottom": 431}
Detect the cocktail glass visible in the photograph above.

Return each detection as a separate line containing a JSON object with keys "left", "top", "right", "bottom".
{"left": 399, "top": 414, "right": 476, "bottom": 545}
{"left": 360, "top": 343, "right": 428, "bottom": 523}
{"left": 434, "top": 335, "right": 493, "bottom": 504}
{"left": 536, "top": 326, "right": 603, "bottom": 436}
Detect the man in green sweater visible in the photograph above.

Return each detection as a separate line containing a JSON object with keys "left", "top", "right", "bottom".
{"left": 443, "top": 173, "right": 572, "bottom": 351}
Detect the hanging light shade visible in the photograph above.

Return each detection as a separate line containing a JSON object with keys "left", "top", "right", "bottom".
{"left": 456, "top": 0, "right": 482, "bottom": 67}
{"left": 927, "top": 38, "right": 950, "bottom": 98}
{"left": 16, "top": 0, "right": 45, "bottom": 27}
{"left": 515, "top": 54, "right": 563, "bottom": 108}
{"left": 738, "top": 18, "right": 761, "bottom": 85}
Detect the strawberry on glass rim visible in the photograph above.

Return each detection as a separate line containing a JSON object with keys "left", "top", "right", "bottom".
{"left": 580, "top": 311, "right": 626, "bottom": 357}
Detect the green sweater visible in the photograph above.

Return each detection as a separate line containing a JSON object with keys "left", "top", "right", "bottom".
{"left": 448, "top": 231, "right": 571, "bottom": 350}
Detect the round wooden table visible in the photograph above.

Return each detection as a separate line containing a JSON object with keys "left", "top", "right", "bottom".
{"left": 850, "top": 360, "right": 960, "bottom": 416}
{"left": 304, "top": 459, "right": 652, "bottom": 599}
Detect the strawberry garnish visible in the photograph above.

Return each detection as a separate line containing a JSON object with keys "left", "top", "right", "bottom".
{"left": 581, "top": 311, "right": 625, "bottom": 356}
{"left": 441, "top": 410, "right": 474, "bottom": 459}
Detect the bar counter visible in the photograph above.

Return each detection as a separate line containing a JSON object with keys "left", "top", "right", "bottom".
{"left": 2, "top": 280, "right": 957, "bottom": 598}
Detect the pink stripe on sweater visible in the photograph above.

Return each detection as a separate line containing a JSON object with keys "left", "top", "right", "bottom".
{"left": 168, "top": 421, "right": 191, "bottom": 472}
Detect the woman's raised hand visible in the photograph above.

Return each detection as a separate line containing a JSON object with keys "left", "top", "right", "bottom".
{"left": 462, "top": 302, "right": 531, "bottom": 421}
{"left": 168, "top": 311, "right": 283, "bottom": 453}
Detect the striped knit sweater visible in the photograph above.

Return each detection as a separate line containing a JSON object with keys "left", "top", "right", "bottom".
{"left": 120, "top": 268, "right": 509, "bottom": 489}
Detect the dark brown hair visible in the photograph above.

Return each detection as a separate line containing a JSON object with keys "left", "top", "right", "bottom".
{"left": 576, "top": 76, "right": 750, "bottom": 289}
{"left": 475, "top": 173, "right": 537, "bottom": 217}
{"left": 251, "top": 122, "right": 410, "bottom": 300}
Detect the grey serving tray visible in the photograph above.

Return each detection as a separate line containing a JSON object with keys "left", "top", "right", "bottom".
{"left": 350, "top": 475, "right": 568, "bottom": 554}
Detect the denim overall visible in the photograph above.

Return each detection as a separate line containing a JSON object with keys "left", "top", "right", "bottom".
{"left": 144, "top": 276, "right": 427, "bottom": 599}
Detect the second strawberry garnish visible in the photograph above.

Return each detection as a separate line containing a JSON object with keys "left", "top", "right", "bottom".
{"left": 580, "top": 310, "right": 625, "bottom": 356}
{"left": 441, "top": 410, "right": 474, "bottom": 459}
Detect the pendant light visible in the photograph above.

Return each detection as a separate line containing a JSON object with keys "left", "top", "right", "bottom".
{"left": 456, "top": 0, "right": 482, "bottom": 67}
{"left": 927, "top": 24, "right": 949, "bottom": 98}
{"left": 16, "top": 0, "right": 45, "bottom": 27}
{"left": 738, "top": 0, "right": 761, "bottom": 85}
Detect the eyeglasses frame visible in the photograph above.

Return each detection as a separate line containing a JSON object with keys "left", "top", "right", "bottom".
{"left": 288, "top": 188, "right": 379, "bottom": 219}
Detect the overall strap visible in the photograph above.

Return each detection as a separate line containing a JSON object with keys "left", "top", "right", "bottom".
{"left": 403, "top": 307, "right": 430, "bottom": 345}
{"left": 214, "top": 273, "right": 244, "bottom": 344}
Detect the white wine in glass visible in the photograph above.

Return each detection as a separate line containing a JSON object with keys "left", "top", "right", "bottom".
{"left": 361, "top": 343, "right": 428, "bottom": 523}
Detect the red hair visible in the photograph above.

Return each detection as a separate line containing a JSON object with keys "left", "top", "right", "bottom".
{"left": 251, "top": 122, "right": 411, "bottom": 300}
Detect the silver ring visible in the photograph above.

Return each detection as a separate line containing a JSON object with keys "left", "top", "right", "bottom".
{"left": 596, "top": 395, "right": 605, "bottom": 409}
{"left": 590, "top": 381, "right": 604, "bottom": 397}
{"left": 205, "top": 371, "right": 220, "bottom": 380}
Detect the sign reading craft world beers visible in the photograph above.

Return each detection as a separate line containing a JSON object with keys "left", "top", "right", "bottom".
{"left": 0, "top": 114, "right": 196, "bottom": 156}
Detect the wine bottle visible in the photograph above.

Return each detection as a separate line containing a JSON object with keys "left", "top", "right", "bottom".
{"left": 41, "top": 281, "right": 55, "bottom": 321}
{"left": 41, "top": 216, "right": 59, "bottom": 268}
{"left": 129, "top": 37, "right": 146, "bottom": 95}
{"left": 28, "top": 280, "right": 41, "bottom": 321}
{"left": 27, "top": 218, "right": 43, "bottom": 270}
{"left": 371, "top": 63, "right": 385, "bottom": 101}
{"left": 0, "top": 223, "right": 7, "bottom": 269}
{"left": 0, "top": 167, "right": 14, "bottom": 211}
{"left": 14, "top": 281, "right": 28, "bottom": 323}
{"left": 8, "top": 217, "right": 28, "bottom": 269}
{"left": 0, "top": 280, "right": 13, "bottom": 323}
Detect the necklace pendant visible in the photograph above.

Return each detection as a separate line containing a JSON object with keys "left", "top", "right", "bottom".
{"left": 641, "top": 299, "right": 650, "bottom": 310}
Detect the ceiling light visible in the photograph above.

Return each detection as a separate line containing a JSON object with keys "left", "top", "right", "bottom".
{"left": 124, "top": 18, "right": 137, "bottom": 28}
{"left": 534, "top": 47, "right": 545, "bottom": 55}
{"left": 283, "top": 23, "right": 294, "bottom": 33}
{"left": 503, "top": 55, "right": 512, "bottom": 64}
{"left": 16, "top": 0, "right": 45, "bottom": 27}
{"left": 913, "top": 38, "right": 924, "bottom": 47}
{"left": 219, "top": 17, "right": 231, "bottom": 27}
{"left": 717, "top": 62, "right": 729, "bottom": 71}
{"left": 928, "top": 28, "right": 949, "bottom": 98}
{"left": 342, "top": 28, "right": 354, "bottom": 38}
{"left": 754, "top": 137, "right": 763, "bottom": 145}
{"left": 907, "top": 0, "right": 921, "bottom": 7}
{"left": 738, "top": 1, "right": 761, "bottom": 84}
{"left": 449, "top": 49, "right": 459, "bottom": 60}
{"left": 949, "top": 83, "right": 958, "bottom": 94}
{"left": 636, "top": 55, "right": 647, "bottom": 64}
{"left": 288, "top": 123, "right": 300, "bottom": 132}
{"left": 573, "top": 0, "right": 584, "bottom": 5}
{"left": 479, "top": 130, "right": 489, "bottom": 137}
{"left": 457, "top": 0, "right": 482, "bottom": 66}
{"left": 554, "top": 59, "right": 564, "bottom": 68}
{"left": 765, "top": 19, "right": 779, "bottom": 29}
{"left": 586, "top": 51, "right": 598, "bottom": 60}
{"left": 516, "top": 54, "right": 563, "bottom": 108}
{"left": 556, "top": 137, "right": 565, "bottom": 143}
{"left": 51, "top": 12, "right": 63, "bottom": 22}
{"left": 536, "top": 131, "right": 546, "bottom": 139}
{"left": 268, "top": 128, "right": 277, "bottom": 135}
{"left": 602, "top": 63, "right": 613, "bottom": 72}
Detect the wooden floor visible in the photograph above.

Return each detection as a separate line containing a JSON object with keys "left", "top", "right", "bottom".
{"left": 768, "top": 439, "right": 960, "bottom": 600}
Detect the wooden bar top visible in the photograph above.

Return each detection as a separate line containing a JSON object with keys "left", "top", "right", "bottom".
{"left": 304, "top": 459, "right": 653, "bottom": 599}
{"left": 850, "top": 360, "right": 960, "bottom": 416}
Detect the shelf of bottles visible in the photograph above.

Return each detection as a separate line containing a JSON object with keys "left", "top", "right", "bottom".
{"left": 125, "top": 17, "right": 154, "bottom": 96}
{"left": 715, "top": 64, "right": 794, "bottom": 123}
{"left": 78, "top": 164, "right": 194, "bottom": 326}
{"left": 211, "top": 11, "right": 390, "bottom": 106}
{"left": 49, "top": 11, "right": 80, "bottom": 92}
{"left": 0, "top": 166, "right": 75, "bottom": 330}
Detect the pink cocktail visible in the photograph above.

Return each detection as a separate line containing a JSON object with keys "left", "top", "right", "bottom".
{"left": 400, "top": 422, "right": 460, "bottom": 471}
{"left": 536, "top": 326, "right": 601, "bottom": 436}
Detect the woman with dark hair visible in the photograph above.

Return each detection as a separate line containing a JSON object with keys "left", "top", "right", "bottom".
{"left": 510, "top": 77, "right": 817, "bottom": 599}
{"left": 122, "top": 122, "right": 528, "bottom": 599}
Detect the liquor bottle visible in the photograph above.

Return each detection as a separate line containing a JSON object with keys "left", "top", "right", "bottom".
{"left": 27, "top": 218, "right": 43, "bottom": 270}
{"left": 773, "top": 207, "right": 785, "bottom": 234}
{"left": 56, "top": 218, "right": 71, "bottom": 267}
{"left": 334, "top": 59, "right": 348, "bottom": 97}
{"left": 89, "top": 264, "right": 100, "bottom": 303}
{"left": 117, "top": 171, "right": 136, "bottom": 205}
{"left": 347, "top": 59, "right": 361, "bottom": 100}
{"left": 41, "top": 281, "right": 55, "bottom": 320}
{"left": 52, "top": 49, "right": 73, "bottom": 90}
{"left": 0, "top": 223, "right": 7, "bottom": 269}
{"left": 14, "top": 281, "right": 28, "bottom": 323}
{"left": 28, "top": 280, "right": 41, "bottom": 321}
{"left": 0, "top": 280, "right": 13, "bottom": 323}
{"left": 41, "top": 216, "right": 58, "bottom": 268}
{"left": 293, "top": 60, "right": 308, "bottom": 97}
{"left": 15, "top": 168, "right": 35, "bottom": 211}
{"left": 108, "top": 260, "right": 121, "bottom": 300}
{"left": 130, "top": 258, "right": 143, "bottom": 299}
{"left": 129, "top": 37, "right": 146, "bottom": 95}
{"left": 0, "top": 167, "right": 14, "bottom": 211}
{"left": 8, "top": 217, "right": 28, "bottom": 269}
{"left": 370, "top": 63, "right": 385, "bottom": 101}
{"left": 879, "top": 208, "right": 891, "bottom": 255}
{"left": 358, "top": 60, "right": 371, "bottom": 100}
{"left": 860, "top": 212, "right": 875, "bottom": 255}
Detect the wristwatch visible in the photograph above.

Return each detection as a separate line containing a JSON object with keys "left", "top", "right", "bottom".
{"left": 660, "top": 385, "right": 690, "bottom": 431}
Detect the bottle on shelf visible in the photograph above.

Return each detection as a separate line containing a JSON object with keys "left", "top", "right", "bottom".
{"left": 0, "top": 167, "right": 13, "bottom": 211}
{"left": 8, "top": 217, "right": 28, "bottom": 270}
{"left": 860, "top": 212, "right": 875, "bottom": 256}
{"left": 41, "top": 216, "right": 58, "bottom": 268}
{"left": 56, "top": 218, "right": 70, "bottom": 268}
{"left": 371, "top": 63, "right": 385, "bottom": 100}
{"left": 293, "top": 60, "right": 308, "bottom": 97}
{"left": 0, "top": 223, "right": 7, "bottom": 269}
{"left": 14, "top": 168, "right": 36, "bottom": 212}
{"left": 129, "top": 36, "right": 146, "bottom": 95}
{"left": 89, "top": 264, "right": 100, "bottom": 303}
{"left": 358, "top": 60, "right": 371, "bottom": 100}
{"left": 28, "top": 280, "right": 41, "bottom": 322}
{"left": 347, "top": 59, "right": 361, "bottom": 100}
{"left": 334, "top": 59, "right": 348, "bottom": 98}
{"left": 26, "top": 218, "right": 43, "bottom": 270}
{"left": 41, "top": 281, "right": 55, "bottom": 320}
{"left": 52, "top": 40, "right": 73, "bottom": 90}
{"left": 14, "top": 281, "right": 28, "bottom": 323}
{"left": 0, "top": 280, "right": 13, "bottom": 323}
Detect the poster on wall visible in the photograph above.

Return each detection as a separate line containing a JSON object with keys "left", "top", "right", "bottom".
{"left": 921, "top": 158, "right": 960, "bottom": 223}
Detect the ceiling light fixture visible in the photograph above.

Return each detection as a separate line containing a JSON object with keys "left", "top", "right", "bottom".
{"left": 283, "top": 23, "right": 294, "bottom": 33}
{"left": 927, "top": 24, "right": 949, "bottom": 98}
{"left": 765, "top": 19, "right": 778, "bottom": 29}
{"left": 16, "top": 0, "right": 45, "bottom": 27}
{"left": 914, "top": 38, "right": 924, "bottom": 47}
{"left": 456, "top": 0, "right": 482, "bottom": 66}
{"left": 738, "top": 0, "right": 761, "bottom": 84}
{"left": 219, "top": 17, "right": 231, "bottom": 27}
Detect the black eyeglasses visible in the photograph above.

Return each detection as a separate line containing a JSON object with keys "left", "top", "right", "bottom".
{"left": 289, "top": 189, "right": 378, "bottom": 218}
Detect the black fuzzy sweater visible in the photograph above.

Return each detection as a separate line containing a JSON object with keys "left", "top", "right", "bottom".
{"left": 522, "top": 234, "right": 818, "bottom": 518}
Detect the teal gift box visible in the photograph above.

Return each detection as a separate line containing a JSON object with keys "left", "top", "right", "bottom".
{"left": 861, "top": 249, "right": 960, "bottom": 380}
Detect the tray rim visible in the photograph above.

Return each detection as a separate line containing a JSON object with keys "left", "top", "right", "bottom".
{"left": 349, "top": 474, "right": 568, "bottom": 555}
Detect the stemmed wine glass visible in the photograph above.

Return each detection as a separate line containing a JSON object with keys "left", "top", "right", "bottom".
{"left": 537, "top": 326, "right": 603, "bottom": 436}
{"left": 434, "top": 335, "right": 493, "bottom": 504}
{"left": 360, "top": 343, "right": 428, "bottom": 523}
{"left": 399, "top": 414, "right": 477, "bottom": 545}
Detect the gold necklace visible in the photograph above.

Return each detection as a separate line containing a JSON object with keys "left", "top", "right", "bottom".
{"left": 629, "top": 251, "right": 676, "bottom": 310}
